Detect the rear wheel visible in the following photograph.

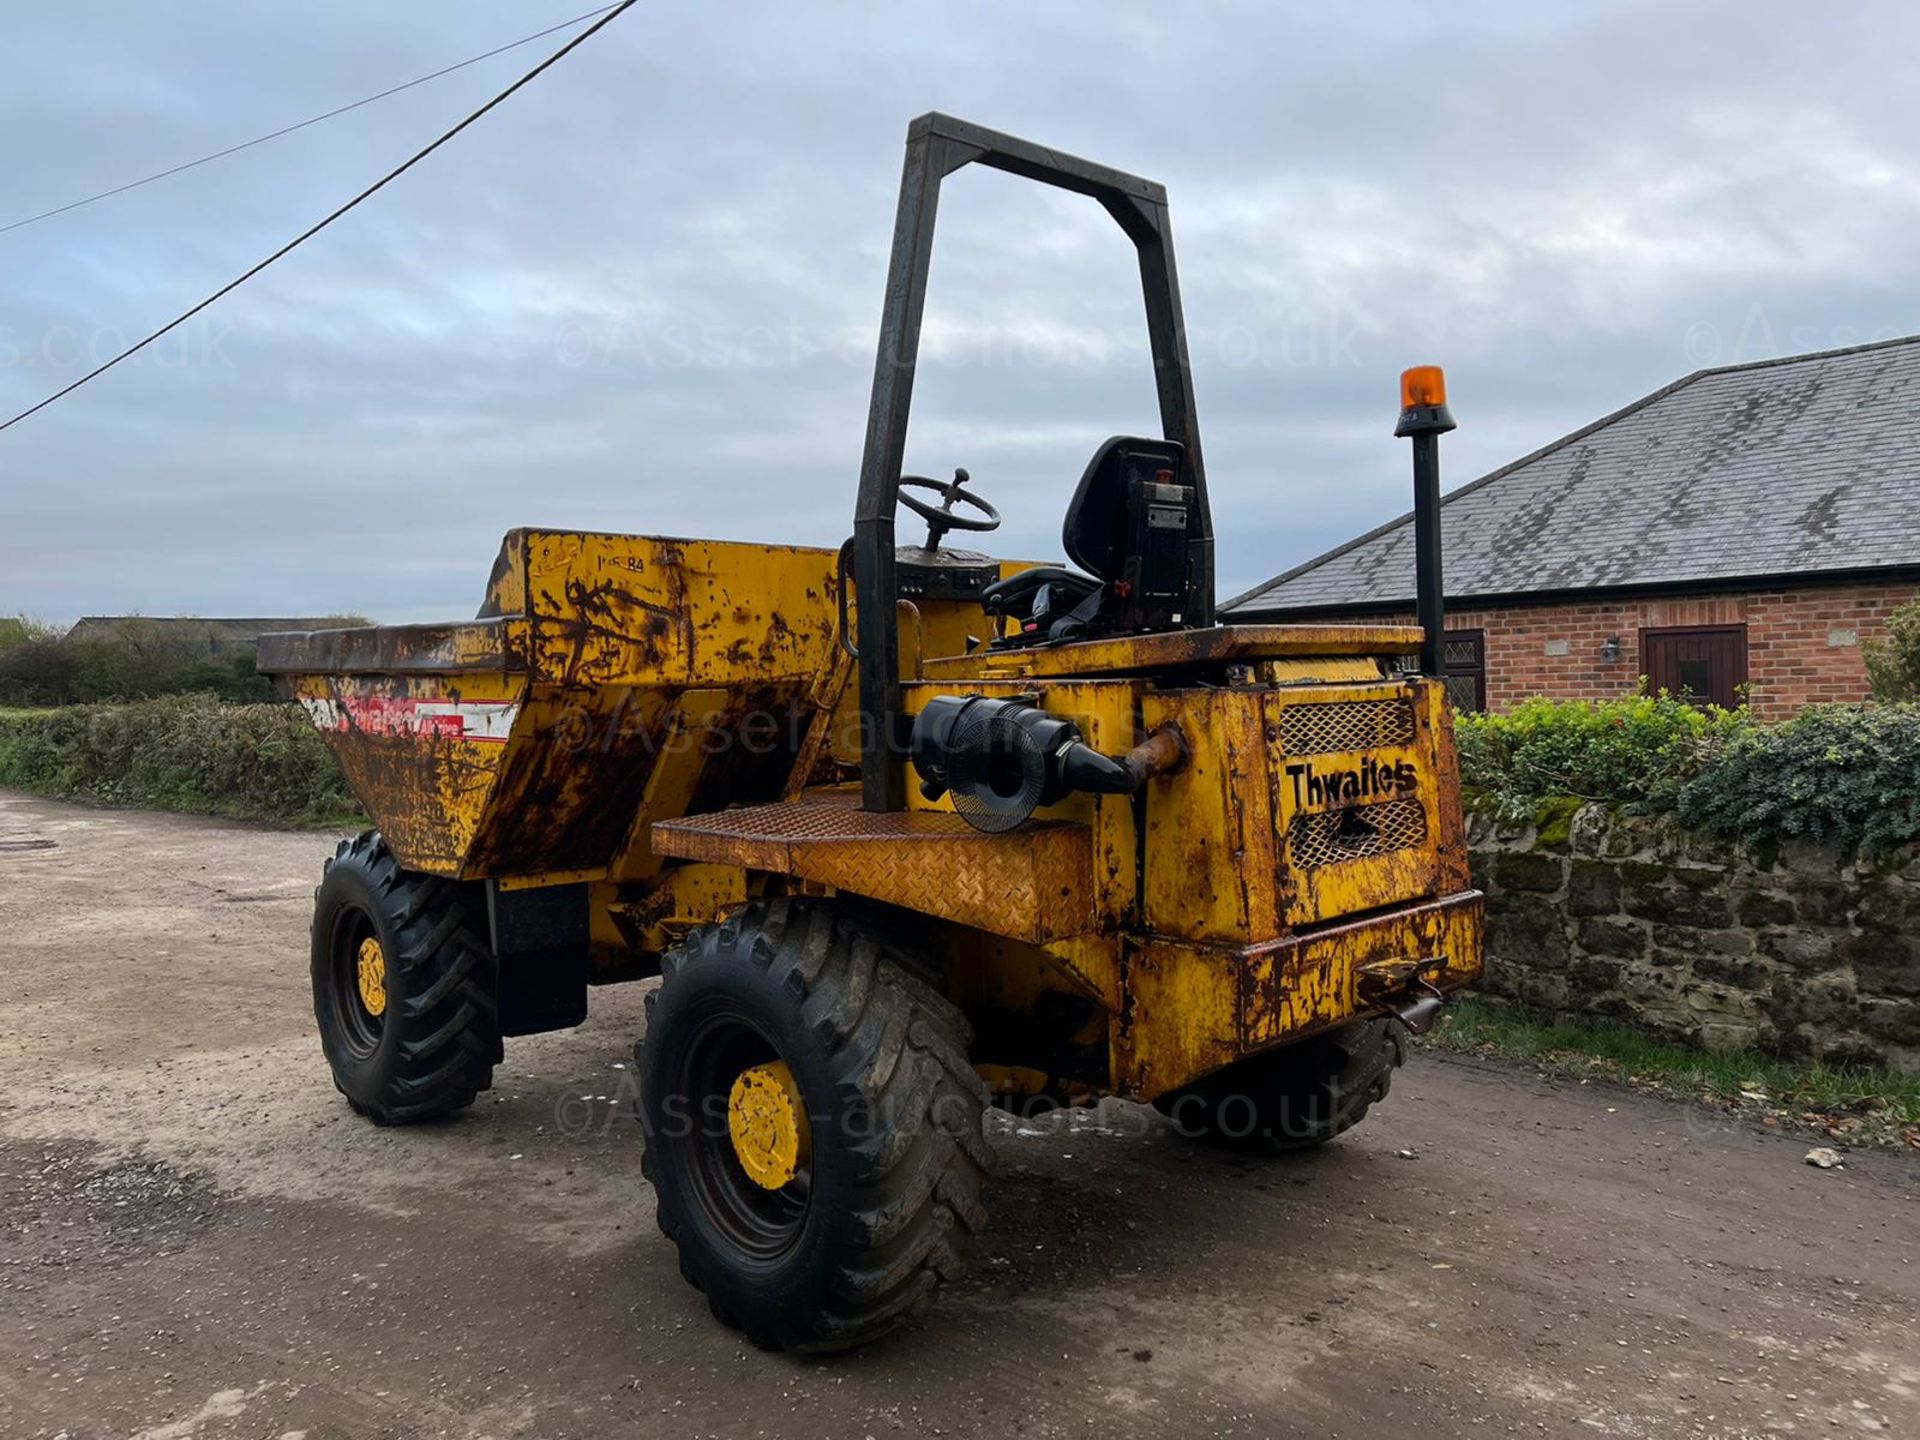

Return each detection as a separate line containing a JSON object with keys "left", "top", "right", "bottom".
{"left": 311, "top": 831, "right": 501, "bottom": 1124}
{"left": 1153, "top": 1018, "right": 1404, "bottom": 1152}
{"left": 637, "top": 898, "right": 992, "bottom": 1352}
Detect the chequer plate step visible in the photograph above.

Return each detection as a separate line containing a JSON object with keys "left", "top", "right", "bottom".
{"left": 652, "top": 796, "right": 1095, "bottom": 944}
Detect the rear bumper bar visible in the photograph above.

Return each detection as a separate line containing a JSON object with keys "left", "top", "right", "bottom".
{"left": 1115, "top": 890, "right": 1484, "bottom": 1100}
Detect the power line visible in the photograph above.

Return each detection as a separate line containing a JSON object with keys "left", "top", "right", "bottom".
{"left": 0, "top": 0, "right": 636, "bottom": 437}
{"left": 0, "top": 3, "right": 624, "bottom": 236}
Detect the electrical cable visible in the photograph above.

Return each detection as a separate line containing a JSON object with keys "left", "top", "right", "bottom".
{"left": 0, "top": 0, "right": 636, "bottom": 436}
{"left": 0, "top": 3, "right": 624, "bottom": 236}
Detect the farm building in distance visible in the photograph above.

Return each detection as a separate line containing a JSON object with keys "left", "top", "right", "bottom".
{"left": 1226, "top": 337, "right": 1920, "bottom": 719}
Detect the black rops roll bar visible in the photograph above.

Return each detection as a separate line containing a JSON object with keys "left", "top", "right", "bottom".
{"left": 851, "top": 112, "right": 1213, "bottom": 811}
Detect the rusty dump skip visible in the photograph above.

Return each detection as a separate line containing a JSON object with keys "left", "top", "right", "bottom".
{"left": 257, "top": 529, "right": 842, "bottom": 879}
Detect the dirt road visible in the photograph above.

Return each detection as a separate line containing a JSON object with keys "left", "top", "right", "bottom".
{"left": 3, "top": 791, "right": 1917, "bottom": 1440}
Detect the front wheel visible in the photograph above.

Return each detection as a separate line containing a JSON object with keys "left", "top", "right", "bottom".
{"left": 637, "top": 898, "right": 993, "bottom": 1352}
{"left": 310, "top": 831, "right": 501, "bottom": 1125}
{"left": 1152, "top": 1018, "right": 1405, "bottom": 1152}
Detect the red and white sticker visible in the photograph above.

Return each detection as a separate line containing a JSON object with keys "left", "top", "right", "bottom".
{"left": 300, "top": 695, "right": 519, "bottom": 743}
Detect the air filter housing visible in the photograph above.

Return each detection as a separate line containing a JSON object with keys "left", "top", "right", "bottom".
{"left": 909, "top": 695, "right": 1133, "bottom": 833}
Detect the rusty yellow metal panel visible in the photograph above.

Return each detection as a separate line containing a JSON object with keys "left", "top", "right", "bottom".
{"left": 920, "top": 623, "right": 1419, "bottom": 682}
{"left": 268, "top": 528, "right": 848, "bottom": 885}
{"left": 1418, "top": 678, "right": 1474, "bottom": 893}
{"left": 1241, "top": 890, "right": 1482, "bottom": 1049}
{"left": 1113, "top": 936, "right": 1241, "bottom": 1100}
{"left": 281, "top": 671, "right": 526, "bottom": 875}
{"left": 902, "top": 595, "right": 987, "bottom": 668}
{"left": 1253, "top": 657, "right": 1381, "bottom": 685}
{"left": 1138, "top": 678, "right": 1472, "bottom": 940}
{"left": 943, "top": 930, "right": 1119, "bottom": 1017}
{"left": 1114, "top": 891, "right": 1484, "bottom": 1100}
{"left": 478, "top": 529, "right": 529, "bottom": 619}
{"left": 260, "top": 617, "right": 526, "bottom": 677}
{"left": 598, "top": 862, "right": 748, "bottom": 963}
{"left": 461, "top": 683, "right": 672, "bottom": 879}
{"left": 1265, "top": 680, "right": 1449, "bottom": 927}
{"left": 1139, "top": 688, "right": 1281, "bottom": 944}
{"left": 1039, "top": 935, "right": 1125, "bottom": 1014}
{"left": 899, "top": 678, "right": 1141, "bottom": 928}
{"left": 605, "top": 687, "right": 731, "bottom": 882}
{"left": 520, "top": 532, "right": 838, "bottom": 688}
{"left": 282, "top": 665, "right": 838, "bottom": 885}
{"left": 650, "top": 796, "right": 1096, "bottom": 946}
{"left": 793, "top": 644, "right": 855, "bottom": 786}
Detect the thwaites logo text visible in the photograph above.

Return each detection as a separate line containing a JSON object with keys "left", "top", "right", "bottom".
{"left": 1284, "top": 755, "right": 1418, "bottom": 810}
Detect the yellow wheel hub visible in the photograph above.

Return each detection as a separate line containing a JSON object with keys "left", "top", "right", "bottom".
{"left": 727, "top": 1060, "right": 809, "bottom": 1190}
{"left": 355, "top": 935, "right": 388, "bottom": 1017}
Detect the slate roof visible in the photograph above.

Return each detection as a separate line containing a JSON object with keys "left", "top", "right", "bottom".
{"left": 1226, "top": 336, "right": 1920, "bottom": 616}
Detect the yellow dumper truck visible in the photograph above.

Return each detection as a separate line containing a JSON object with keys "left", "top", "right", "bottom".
{"left": 259, "top": 113, "right": 1483, "bottom": 1351}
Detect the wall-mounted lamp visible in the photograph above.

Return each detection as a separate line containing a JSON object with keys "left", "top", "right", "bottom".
{"left": 1600, "top": 634, "right": 1622, "bottom": 664}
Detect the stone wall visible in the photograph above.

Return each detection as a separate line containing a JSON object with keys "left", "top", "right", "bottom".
{"left": 1468, "top": 804, "right": 1920, "bottom": 1073}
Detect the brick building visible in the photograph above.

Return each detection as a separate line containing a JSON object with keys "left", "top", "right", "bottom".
{"left": 1225, "top": 338, "right": 1920, "bottom": 720}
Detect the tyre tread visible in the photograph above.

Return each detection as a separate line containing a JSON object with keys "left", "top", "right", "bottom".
{"left": 641, "top": 897, "right": 993, "bottom": 1352}
{"left": 311, "top": 831, "right": 500, "bottom": 1125}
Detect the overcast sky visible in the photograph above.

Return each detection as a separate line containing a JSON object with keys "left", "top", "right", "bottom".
{"left": 4, "top": 1, "right": 1917, "bottom": 624}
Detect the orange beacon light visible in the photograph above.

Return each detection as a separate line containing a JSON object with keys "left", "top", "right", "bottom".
{"left": 1394, "top": 364, "right": 1456, "bottom": 678}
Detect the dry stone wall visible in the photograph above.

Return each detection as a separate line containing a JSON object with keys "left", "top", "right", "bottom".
{"left": 1468, "top": 805, "right": 1920, "bottom": 1073}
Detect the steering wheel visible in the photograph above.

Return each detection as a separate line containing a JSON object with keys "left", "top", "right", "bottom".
{"left": 898, "top": 469, "right": 1001, "bottom": 548}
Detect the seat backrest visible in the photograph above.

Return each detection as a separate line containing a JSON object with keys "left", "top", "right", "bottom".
{"left": 1063, "top": 436, "right": 1188, "bottom": 580}
{"left": 1062, "top": 436, "right": 1200, "bottom": 633}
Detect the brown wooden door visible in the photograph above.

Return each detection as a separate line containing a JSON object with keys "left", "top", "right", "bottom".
{"left": 1642, "top": 624, "right": 1747, "bottom": 708}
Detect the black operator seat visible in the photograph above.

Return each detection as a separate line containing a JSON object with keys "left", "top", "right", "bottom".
{"left": 980, "top": 436, "right": 1199, "bottom": 647}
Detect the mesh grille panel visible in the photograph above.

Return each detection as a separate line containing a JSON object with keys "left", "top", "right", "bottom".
{"left": 1278, "top": 698, "right": 1416, "bottom": 755}
{"left": 1287, "top": 797, "right": 1428, "bottom": 869}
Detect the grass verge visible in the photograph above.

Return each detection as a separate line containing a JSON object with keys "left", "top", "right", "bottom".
{"left": 0, "top": 695, "right": 364, "bottom": 828}
{"left": 1423, "top": 997, "right": 1920, "bottom": 1152}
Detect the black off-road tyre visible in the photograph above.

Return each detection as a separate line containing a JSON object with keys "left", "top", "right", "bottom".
{"left": 311, "top": 831, "right": 501, "bottom": 1125}
{"left": 1153, "top": 1018, "right": 1405, "bottom": 1152}
{"left": 637, "top": 898, "right": 993, "bottom": 1352}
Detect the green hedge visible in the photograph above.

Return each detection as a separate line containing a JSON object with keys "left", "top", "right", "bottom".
{"left": 1455, "top": 694, "right": 1749, "bottom": 815}
{"left": 0, "top": 695, "right": 362, "bottom": 826}
{"left": 1458, "top": 696, "right": 1920, "bottom": 857}
{"left": 0, "top": 614, "right": 368, "bottom": 707}
{"left": 1676, "top": 704, "right": 1920, "bottom": 857}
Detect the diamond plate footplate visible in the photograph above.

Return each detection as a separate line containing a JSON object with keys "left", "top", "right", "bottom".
{"left": 649, "top": 795, "right": 1096, "bottom": 943}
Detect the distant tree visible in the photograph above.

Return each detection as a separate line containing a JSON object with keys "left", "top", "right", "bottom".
{"left": 67, "top": 618, "right": 198, "bottom": 701}
{"left": 0, "top": 616, "right": 75, "bottom": 706}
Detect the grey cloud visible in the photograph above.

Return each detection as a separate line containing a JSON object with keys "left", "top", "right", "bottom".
{"left": 4, "top": 1, "right": 1918, "bottom": 620}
